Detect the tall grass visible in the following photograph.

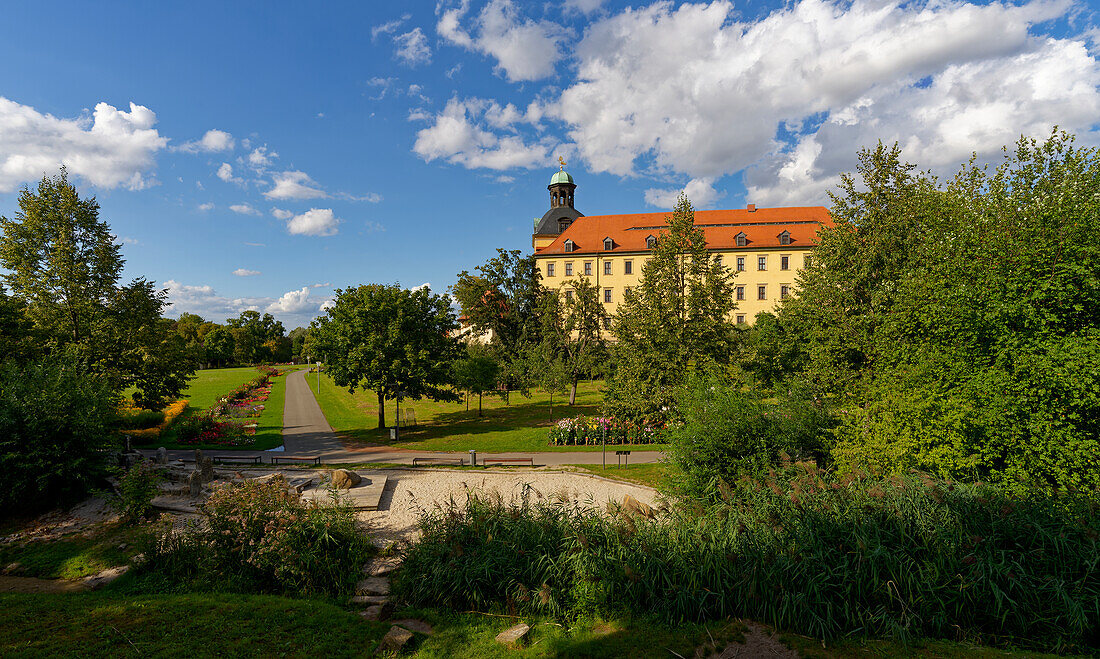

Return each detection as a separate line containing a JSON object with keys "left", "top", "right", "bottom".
{"left": 392, "top": 468, "right": 1099, "bottom": 652}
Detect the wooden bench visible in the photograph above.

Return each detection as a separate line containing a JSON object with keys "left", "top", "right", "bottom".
{"left": 213, "top": 455, "right": 262, "bottom": 465}
{"left": 411, "top": 457, "right": 464, "bottom": 466}
{"left": 272, "top": 456, "right": 321, "bottom": 465}
{"left": 482, "top": 457, "right": 535, "bottom": 467}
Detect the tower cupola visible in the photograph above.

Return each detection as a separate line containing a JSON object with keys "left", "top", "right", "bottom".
{"left": 548, "top": 156, "right": 576, "bottom": 210}
{"left": 533, "top": 157, "right": 584, "bottom": 249}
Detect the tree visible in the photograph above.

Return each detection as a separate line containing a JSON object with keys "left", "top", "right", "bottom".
{"left": 203, "top": 326, "right": 236, "bottom": 367}
{"left": 309, "top": 284, "right": 462, "bottom": 429}
{"left": 537, "top": 278, "right": 608, "bottom": 405}
{"left": 227, "top": 310, "right": 285, "bottom": 364}
{"left": 0, "top": 286, "right": 36, "bottom": 363}
{"left": 452, "top": 249, "right": 544, "bottom": 394}
{"left": 288, "top": 326, "right": 308, "bottom": 362}
{"left": 452, "top": 347, "right": 501, "bottom": 417}
{"left": 605, "top": 194, "right": 738, "bottom": 422}
{"left": 0, "top": 171, "right": 195, "bottom": 403}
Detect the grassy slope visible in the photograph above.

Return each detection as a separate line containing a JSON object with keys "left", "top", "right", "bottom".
{"left": 567, "top": 462, "right": 674, "bottom": 490}
{"left": 306, "top": 372, "right": 667, "bottom": 453}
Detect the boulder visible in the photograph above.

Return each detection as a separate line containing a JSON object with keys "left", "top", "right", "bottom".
{"left": 331, "top": 469, "right": 361, "bottom": 489}
{"left": 621, "top": 495, "right": 656, "bottom": 520}
{"left": 391, "top": 619, "right": 434, "bottom": 635}
{"left": 155, "top": 447, "right": 168, "bottom": 464}
{"left": 495, "top": 623, "right": 530, "bottom": 646}
{"left": 379, "top": 625, "right": 414, "bottom": 653}
{"left": 200, "top": 457, "right": 215, "bottom": 482}
{"left": 188, "top": 470, "right": 203, "bottom": 498}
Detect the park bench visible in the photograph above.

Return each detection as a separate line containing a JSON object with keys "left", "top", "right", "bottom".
{"left": 482, "top": 457, "right": 535, "bottom": 467}
{"left": 213, "top": 455, "right": 262, "bottom": 465}
{"left": 615, "top": 450, "right": 631, "bottom": 467}
{"left": 272, "top": 456, "right": 321, "bottom": 465}
{"left": 411, "top": 457, "right": 464, "bottom": 466}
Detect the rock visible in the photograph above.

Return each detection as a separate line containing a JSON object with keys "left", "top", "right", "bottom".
{"left": 130, "top": 553, "right": 147, "bottom": 566}
{"left": 331, "top": 469, "right": 361, "bottom": 489}
{"left": 391, "top": 619, "right": 434, "bottom": 635}
{"left": 200, "top": 457, "right": 215, "bottom": 482}
{"left": 155, "top": 447, "right": 168, "bottom": 464}
{"left": 379, "top": 625, "right": 414, "bottom": 653}
{"left": 3, "top": 562, "right": 23, "bottom": 575}
{"left": 194, "top": 449, "right": 203, "bottom": 465}
{"left": 117, "top": 543, "right": 128, "bottom": 551}
{"left": 359, "top": 605, "right": 385, "bottom": 621}
{"left": 621, "top": 495, "right": 656, "bottom": 520}
{"left": 188, "top": 470, "right": 203, "bottom": 498}
{"left": 356, "top": 576, "right": 390, "bottom": 595}
{"left": 363, "top": 556, "right": 401, "bottom": 577}
{"left": 84, "top": 565, "right": 129, "bottom": 590}
{"left": 350, "top": 594, "right": 389, "bottom": 606}
{"left": 495, "top": 623, "right": 530, "bottom": 646}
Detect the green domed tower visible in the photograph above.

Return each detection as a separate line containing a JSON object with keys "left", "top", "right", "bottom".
{"left": 533, "top": 157, "right": 584, "bottom": 248}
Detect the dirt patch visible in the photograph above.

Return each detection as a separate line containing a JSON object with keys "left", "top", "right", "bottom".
{"left": 0, "top": 575, "right": 89, "bottom": 594}
{"left": 1, "top": 497, "right": 117, "bottom": 546}
{"left": 707, "top": 623, "right": 800, "bottom": 658}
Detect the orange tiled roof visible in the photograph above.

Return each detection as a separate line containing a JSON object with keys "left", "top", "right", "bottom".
{"left": 535, "top": 206, "right": 832, "bottom": 255}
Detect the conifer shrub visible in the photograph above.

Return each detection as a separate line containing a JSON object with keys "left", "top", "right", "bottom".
{"left": 393, "top": 472, "right": 1099, "bottom": 652}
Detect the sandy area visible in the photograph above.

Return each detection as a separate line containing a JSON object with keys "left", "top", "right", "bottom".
{"left": 354, "top": 469, "right": 663, "bottom": 544}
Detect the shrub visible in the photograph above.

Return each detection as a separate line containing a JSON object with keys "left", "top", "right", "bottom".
{"left": 393, "top": 473, "right": 1100, "bottom": 652}
{"left": 665, "top": 373, "right": 830, "bottom": 498}
{"left": 117, "top": 409, "right": 165, "bottom": 430}
{"left": 109, "top": 461, "right": 162, "bottom": 523}
{"left": 126, "top": 400, "right": 188, "bottom": 442}
{"left": 140, "top": 477, "right": 370, "bottom": 597}
{"left": 0, "top": 353, "right": 120, "bottom": 513}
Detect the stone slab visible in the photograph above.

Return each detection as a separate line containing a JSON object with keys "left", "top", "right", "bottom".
{"left": 350, "top": 594, "right": 389, "bottom": 605}
{"left": 496, "top": 623, "right": 530, "bottom": 646}
{"left": 379, "top": 625, "right": 414, "bottom": 652}
{"left": 363, "top": 556, "right": 401, "bottom": 577}
{"left": 356, "top": 576, "right": 390, "bottom": 595}
{"left": 299, "top": 475, "right": 387, "bottom": 510}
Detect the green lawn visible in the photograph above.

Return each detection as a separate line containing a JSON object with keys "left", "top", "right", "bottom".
{"left": 124, "top": 366, "right": 262, "bottom": 411}
{"left": 305, "top": 373, "right": 667, "bottom": 453}
{"left": 0, "top": 522, "right": 146, "bottom": 580}
{"left": 568, "top": 461, "right": 675, "bottom": 490}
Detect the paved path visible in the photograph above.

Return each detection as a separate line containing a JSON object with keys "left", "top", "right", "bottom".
{"left": 145, "top": 368, "right": 664, "bottom": 466}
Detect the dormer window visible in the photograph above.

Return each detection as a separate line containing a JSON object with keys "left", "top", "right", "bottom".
{"left": 603, "top": 236, "right": 614, "bottom": 251}
{"left": 559, "top": 219, "right": 573, "bottom": 232}
{"left": 564, "top": 239, "right": 575, "bottom": 253}
{"left": 779, "top": 230, "right": 791, "bottom": 246}
{"left": 645, "top": 234, "right": 657, "bottom": 249}
{"left": 735, "top": 232, "right": 747, "bottom": 247}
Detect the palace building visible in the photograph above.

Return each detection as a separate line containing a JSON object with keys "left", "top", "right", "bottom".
{"left": 532, "top": 165, "right": 832, "bottom": 325}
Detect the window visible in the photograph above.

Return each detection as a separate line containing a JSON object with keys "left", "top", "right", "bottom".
{"left": 646, "top": 234, "right": 656, "bottom": 248}
{"left": 780, "top": 285, "right": 790, "bottom": 299}
{"left": 565, "top": 289, "right": 573, "bottom": 301}
{"left": 735, "top": 232, "right": 747, "bottom": 247}
{"left": 546, "top": 262, "right": 555, "bottom": 277}
{"left": 736, "top": 256, "right": 745, "bottom": 271}
{"left": 565, "top": 262, "right": 573, "bottom": 276}
{"left": 584, "top": 261, "right": 592, "bottom": 276}
{"left": 624, "top": 260, "right": 633, "bottom": 275}
{"left": 781, "top": 255, "right": 790, "bottom": 270}
{"left": 603, "top": 237, "right": 614, "bottom": 251}
{"left": 758, "top": 285, "right": 767, "bottom": 300}
{"left": 559, "top": 219, "right": 572, "bottom": 232}
{"left": 804, "top": 255, "right": 813, "bottom": 268}
{"left": 758, "top": 256, "right": 767, "bottom": 271}
{"left": 564, "top": 239, "right": 575, "bottom": 252}
{"left": 736, "top": 314, "right": 746, "bottom": 324}
{"left": 603, "top": 260, "right": 612, "bottom": 275}
{"left": 603, "top": 288, "right": 612, "bottom": 303}
{"left": 736, "top": 286, "right": 745, "bottom": 301}
{"left": 779, "top": 230, "right": 791, "bottom": 246}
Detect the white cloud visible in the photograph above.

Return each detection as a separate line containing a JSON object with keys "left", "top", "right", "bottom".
{"left": 233, "top": 268, "right": 262, "bottom": 277}
{"left": 179, "top": 129, "right": 234, "bottom": 153}
{"left": 248, "top": 146, "right": 277, "bottom": 171}
{"left": 413, "top": 97, "right": 553, "bottom": 170}
{"left": 271, "top": 207, "right": 294, "bottom": 220}
{"left": 264, "top": 170, "right": 326, "bottom": 200}
{"left": 229, "top": 203, "right": 262, "bottom": 216}
{"left": 216, "top": 162, "right": 242, "bottom": 184}
{"left": 644, "top": 178, "right": 719, "bottom": 209}
{"left": 244, "top": 242, "right": 265, "bottom": 247}
{"left": 0, "top": 97, "right": 166, "bottom": 193}
{"left": 114, "top": 235, "right": 140, "bottom": 246}
{"left": 164, "top": 280, "right": 269, "bottom": 321}
{"left": 319, "top": 299, "right": 336, "bottom": 312}
{"left": 198, "top": 202, "right": 214, "bottom": 212}
{"left": 286, "top": 208, "right": 341, "bottom": 236}
{"left": 437, "top": 0, "right": 566, "bottom": 82}
{"left": 395, "top": 27, "right": 432, "bottom": 66}
{"left": 373, "top": 14, "right": 411, "bottom": 40}
{"left": 411, "top": 282, "right": 432, "bottom": 292}
{"left": 564, "top": 0, "right": 605, "bottom": 13}
{"left": 267, "top": 287, "right": 315, "bottom": 314}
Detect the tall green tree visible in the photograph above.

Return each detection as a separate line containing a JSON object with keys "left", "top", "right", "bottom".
{"left": 452, "top": 346, "right": 501, "bottom": 417}
{"left": 537, "top": 278, "right": 608, "bottom": 405}
{"left": 0, "top": 286, "right": 36, "bottom": 363}
{"left": 203, "top": 326, "right": 236, "bottom": 367}
{"left": 0, "top": 171, "right": 194, "bottom": 404}
{"left": 227, "top": 310, "right": 285, "bottom": 364}
{"left": 310, "top": 284, "right": 461, "bottom": 429}
{"left": 452, "top": 249, "right": 544, "bottom": 394}
{"left": 605, "top": 194, "right": 738, "bottom": 423}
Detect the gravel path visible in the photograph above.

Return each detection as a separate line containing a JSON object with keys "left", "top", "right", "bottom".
{"left": 356, "top": 469, "right": 663, "bottom": 544}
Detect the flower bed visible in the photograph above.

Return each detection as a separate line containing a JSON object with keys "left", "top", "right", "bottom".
{"left": 124, "top": 400, "right": 189, "bottom": 440}
{"left": 547, "top": 415, "right": 666, "bottom": 445}
{"left": 175, "top": 368, "right": 281, "bottom": 446}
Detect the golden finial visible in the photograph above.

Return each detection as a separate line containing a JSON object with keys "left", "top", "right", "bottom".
{"left": 557, "top": 156, "right": 567, "bottom": 170}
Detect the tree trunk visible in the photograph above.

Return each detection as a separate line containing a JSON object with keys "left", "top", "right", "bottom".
{"left": 549, "top": 391, "right": 554, "bottom": 422}
{"left": 466, "top": 393, "right": 469, "bottom": 412}
{"left": 377, "top": 390, "right": 386, "bottom": 430}
{"left": 478, "top": 392, "right": 483, "bottom": 417}
{"left": 569, "top": 378, "right": 578, "bottom": 406}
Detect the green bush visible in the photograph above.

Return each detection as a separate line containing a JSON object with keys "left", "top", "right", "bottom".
{"left": 393, "top": 473, "right": 1100, "bottom": 652}
{"left": 140, "top": 477, "right": 370, "bottom": 597}
{"left": 117, "top": 409, "right": 165, "bottom": 430}
{"left": 665, "top": 373, "right": 831, "bottom": 498}
{"left": 0, "top": 354, "right": 120, "bottom": 513}
{"left": 109, "top": 461, "right": 162, "bottom": 523}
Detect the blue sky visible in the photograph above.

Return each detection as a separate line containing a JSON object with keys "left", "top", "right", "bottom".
{"left": 1, "top": 0, "right": 1097, "bottom": 328}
